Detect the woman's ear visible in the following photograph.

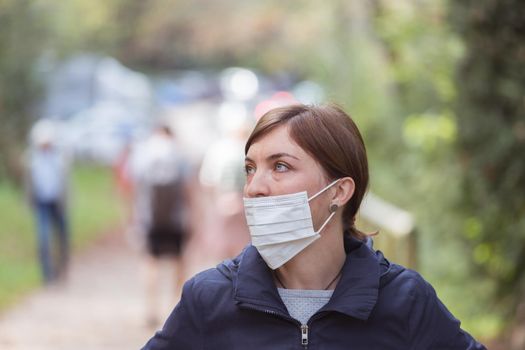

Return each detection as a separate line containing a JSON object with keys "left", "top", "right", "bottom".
{"left": 332, "top": 177, "right": 355, "bottom": 207}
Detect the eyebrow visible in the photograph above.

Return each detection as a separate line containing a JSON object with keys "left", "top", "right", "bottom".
{"left": 245, "top": 152, "right": 300, "bottom": 163}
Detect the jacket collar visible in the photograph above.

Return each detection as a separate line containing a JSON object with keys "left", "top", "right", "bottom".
{"left": 233, "top": 235, "right": 380, "bottom": 321}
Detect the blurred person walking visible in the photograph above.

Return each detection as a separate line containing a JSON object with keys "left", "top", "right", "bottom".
{"left": 129, "top": 124, "right": 191, "bottom": 327}
{"left": 25, "top": 119, "right": 70, "bottom": 285}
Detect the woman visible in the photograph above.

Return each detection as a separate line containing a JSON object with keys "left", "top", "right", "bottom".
{"left": 142, "top": 104, "right": 486, "bottom": 349}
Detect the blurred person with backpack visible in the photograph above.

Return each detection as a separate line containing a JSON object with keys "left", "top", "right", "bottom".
{"left": 129, "top": 123, "right": 191, "bottom": 327}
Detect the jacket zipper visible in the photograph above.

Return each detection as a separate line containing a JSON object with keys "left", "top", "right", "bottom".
{"left": 302, "top": 311, "right": 332, "bottom": 349}
{"left": 301, "top": 324, "right": 308, "bottom": 347}
{"left": 239, "top": 303, "right": 309, "bottom": 348}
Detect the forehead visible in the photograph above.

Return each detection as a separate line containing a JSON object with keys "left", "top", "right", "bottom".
{"left": 247, "top": 125, "right": 307, "bottom": 158}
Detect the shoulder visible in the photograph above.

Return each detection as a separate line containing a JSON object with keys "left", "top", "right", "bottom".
{"left": 373, "top": 248, "right": 431, "bottom": 295}
{"left": 187, "top": 266, "right": 230, "bottom": 291}
{"left": 192, "top": 265, "right": 232, "bottom": 290}
{"left": 182, "top": 256, "right": 239, "bottom": 305}
{"left": 373, "top": 254, "right": 440, "bottom": 317}
{"left": 380, "top": 261, "right": 436, "bottom": 302}
{"left": 380, "top": 264, "right": 486, "bottom": 348}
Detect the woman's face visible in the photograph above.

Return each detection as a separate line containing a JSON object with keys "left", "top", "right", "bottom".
{"left": 244, "top": 125, "right": 334, "bottom": 229}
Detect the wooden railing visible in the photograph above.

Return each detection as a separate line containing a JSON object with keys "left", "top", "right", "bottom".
{"left": 359, "top": 192, "right": 417, "bottom": 269}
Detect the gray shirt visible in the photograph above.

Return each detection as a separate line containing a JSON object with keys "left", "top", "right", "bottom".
{"left": 277, "top": 288, "right": 334, "bottom": 325}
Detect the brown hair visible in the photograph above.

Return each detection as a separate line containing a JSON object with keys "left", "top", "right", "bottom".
{"left": 245, "top": 104, "right": 369, "bottom": 240}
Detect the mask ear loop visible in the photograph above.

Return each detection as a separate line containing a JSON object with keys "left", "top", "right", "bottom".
{"left": 308, "top": 179, "right": 340, "bottom": 201}
{"left": 315, "top": 203, "right": 339, "bottom": 234}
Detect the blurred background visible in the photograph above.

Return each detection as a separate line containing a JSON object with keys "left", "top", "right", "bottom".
{"left": 0, "top": 0, "right": 523, "bottom": 349}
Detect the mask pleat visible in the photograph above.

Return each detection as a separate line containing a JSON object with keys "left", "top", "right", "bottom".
{"left": 244, "top": 204, "right": 311, "bottom": 226}
{"left": 251, "top": 228, "right": 317, "bottom": 245}
{"left": 248, "top": 219, "right": 313, "bottom": 236}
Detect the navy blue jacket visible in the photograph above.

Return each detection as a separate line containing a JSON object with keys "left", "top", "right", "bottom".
{"left": 142, "top": 237, "right": 486, "bottom": 349}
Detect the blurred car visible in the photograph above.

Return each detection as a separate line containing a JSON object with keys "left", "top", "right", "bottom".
{"left": 154, "top": 70, "right": 222, "bottom": 106}
{"left": 39, "top": 54, "right": 156, "bottom": 164}
{"left": 61, "top": 102, "right": 149, "bottom": 165}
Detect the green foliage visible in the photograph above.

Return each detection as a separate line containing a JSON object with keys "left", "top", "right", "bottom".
{"left": 369, "top": 0, "right": 505, "bottom": 337}
{"left": 403, "top": 111, "right": 457, "bottom": 153}
{"left": 0, "top": 0, "right": 125, "bottom": 183}
{"left": 0, "top": 181, "right": 39, "bottom": 310}
{"left": 0, "top": 0, "right": 48, "bottom": 182}
{"left": 450, "top": 0, "right": 525, "bottom": 318}
{"left": 369, "top": 0, "right": 462, "bottom": 217}
{"left": 69, "top": 164, "right": 124, "bottom": 249}
{"left": 0, "top": 165, "right": 123, "bottom": 311}
{"left": 40, "top": 0, "right": 122, "bottom": 55}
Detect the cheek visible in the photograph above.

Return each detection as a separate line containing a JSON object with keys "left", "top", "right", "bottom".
{"left": 270, "top": 177, "right": 305, "bottom": 196}
{"left": 309, "top": 199, "right": 328, "bottom": 229}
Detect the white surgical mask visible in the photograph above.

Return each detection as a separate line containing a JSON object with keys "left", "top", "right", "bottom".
{"left": 243, "top": 179, "right": 340, "bottom": 269}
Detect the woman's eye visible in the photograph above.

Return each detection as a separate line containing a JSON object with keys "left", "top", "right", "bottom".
{"left": 275, "top": 162, "right": 289, "bottom": 172}
{"left": 244, "top": 164, "right": 255, "bottom": 175}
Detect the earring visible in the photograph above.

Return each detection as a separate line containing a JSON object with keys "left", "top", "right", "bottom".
{"left": 329, "top": 203, "right": 338, "bottom": 213}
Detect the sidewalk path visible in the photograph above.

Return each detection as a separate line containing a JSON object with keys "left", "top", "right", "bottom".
{"left": 0, "top": 231, "right": 215, "bottom": 350}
